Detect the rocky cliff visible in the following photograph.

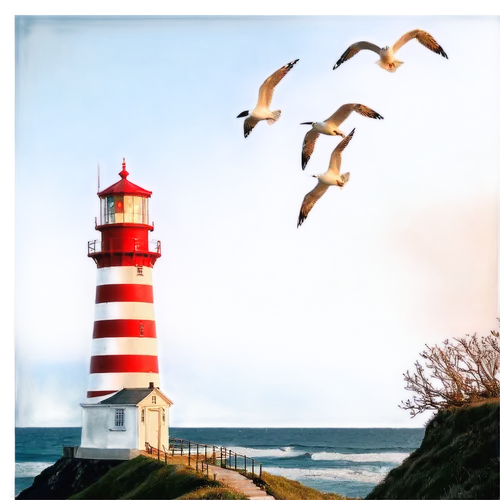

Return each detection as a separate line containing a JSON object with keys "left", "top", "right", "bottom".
{"left": 16, "top": 457, "right": 123, "bottom": 499}
{"left": 365, "top": 401, "right": 499, "bottom": 499}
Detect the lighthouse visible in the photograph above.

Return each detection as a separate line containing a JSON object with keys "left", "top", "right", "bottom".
{"left": 86, "top": 159, "right": 161, "bottom": 401}
{"left": 75, "top": 159, "right": 172, "bottom": 461}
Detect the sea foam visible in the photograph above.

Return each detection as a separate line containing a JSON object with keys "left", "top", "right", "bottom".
{"left": 15, "top": 462, "right": 53, "bottom": 478}
{"left": 265, "top": 465, "right": 390, "bottom": 484}
{"left": 216, "top": 445, "right": 408, "bottom": 464}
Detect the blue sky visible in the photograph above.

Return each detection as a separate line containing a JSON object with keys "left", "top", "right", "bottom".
{"left": 9, "top": 8, "right": 500, "bottom": 432}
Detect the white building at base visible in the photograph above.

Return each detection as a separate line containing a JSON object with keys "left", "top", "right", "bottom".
{"left": 75, "top": 384, "right": 173, "bottom": 460}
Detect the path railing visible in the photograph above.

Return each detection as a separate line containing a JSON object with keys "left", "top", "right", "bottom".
{"left": 144, "top": 438, "right": 263, "bottom": 480}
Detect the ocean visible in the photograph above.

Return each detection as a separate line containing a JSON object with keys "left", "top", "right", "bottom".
{"left": 15, "top": 427, "right": 425, "bottom": 498}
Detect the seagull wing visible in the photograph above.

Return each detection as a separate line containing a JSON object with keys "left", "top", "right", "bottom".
{"left": 302, "top": 128, "right": 320, "bottom": 171}
{"left": 326, "top": 103, "right": 384, "bottom": 127}
{"left": 392, "top": 29, "right": 448, "bottom": 58}
{"left": 333, "top": 41, "right": 382, "bottom": 70}
{"left": 243, "top": 116, "right": 260, "bottom": 138}
{"left": 297, "top": 182, "right": 330, "bottom": 227}
{"left": 328, "top": 128, "right": 355, "bottom": 175}
{"left": 257, "top": 59, "right": 299, "bottom": 109}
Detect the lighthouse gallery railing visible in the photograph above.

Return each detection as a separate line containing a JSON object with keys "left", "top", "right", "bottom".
{"left": 88, "top": 238, "right": 161, "bottom": 256}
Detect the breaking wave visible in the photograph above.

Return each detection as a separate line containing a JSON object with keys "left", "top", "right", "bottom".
{"left": 217, "top": 445, "right": 408, "bottom": 464}
{"left": 15, "top": 462, "right": 53, "bottom": 478}
{"left": 265, "top": 466, "right": 391, "bottom": 484}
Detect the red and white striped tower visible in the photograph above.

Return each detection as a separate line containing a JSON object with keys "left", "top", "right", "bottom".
{"left": 86, "top": 159, "right": 162, "bottom": 402}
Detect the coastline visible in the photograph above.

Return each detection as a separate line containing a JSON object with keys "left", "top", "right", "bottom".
{"left": 15, "top": 427, "right": 423, "bottom": 498}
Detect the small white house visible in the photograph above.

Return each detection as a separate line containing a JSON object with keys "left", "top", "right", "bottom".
{"left": 75, "top": 384, "right": 173, "bottom": 460}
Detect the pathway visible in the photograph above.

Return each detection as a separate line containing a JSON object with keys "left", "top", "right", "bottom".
{"left": 141, "top": 449, "right": 275, "bottom": 499}
{"left": 205, "top": 463, "right": 275, "bottom": 499}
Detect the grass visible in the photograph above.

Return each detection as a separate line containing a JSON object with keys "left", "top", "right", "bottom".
{"left": 68, "top": 452, "right": 357, "bottom": 500}
{"left": 70, "top": 455, "right": 246, "bottom": 499}
{"left": 245, "top": 470, "right": 357, "bottom": 500}
{"left": 365, "top": 401, "right": 500, "bottom": 499}
{"left": 178, "top": 486, "right": 247, "bottom": 499}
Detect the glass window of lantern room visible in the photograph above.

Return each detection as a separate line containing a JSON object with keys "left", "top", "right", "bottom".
{"left": 133, "top": 196, "right": 143, "bottom": 223}
{"left": 143, "top": 198, "right": 149, "bottom": 225}
{"left": 114, "top": 195, "right": 124, "bottom": 223}
{"left": 106, "top": 197, "right": 115, "bottom": 224}
{"left": 124, "top": 196, "right": 134, "bottom": 223}
{"left": 100, "top": 198, "right": 106, "bottom": 225}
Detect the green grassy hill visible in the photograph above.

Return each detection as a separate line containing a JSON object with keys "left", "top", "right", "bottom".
{"left": 69, "top": 455, "right": 352, "bottom": 500}
{"left": 70, "top": 456, "right": 246, "bottom": 499}
{"left": 365, "top": 401, "right": 499, "bottom": 499}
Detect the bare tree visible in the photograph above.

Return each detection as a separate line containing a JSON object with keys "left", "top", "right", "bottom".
{"left": 400, "top": 329, "right": 500, "bottom": 417}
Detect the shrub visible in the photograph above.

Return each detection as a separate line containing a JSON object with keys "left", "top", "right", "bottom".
{"left": 400, "top": 329, "right": 500, "bottom": 417}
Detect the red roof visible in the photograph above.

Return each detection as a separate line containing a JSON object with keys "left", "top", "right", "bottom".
{"left": 98, "top": 159, "right": 152, "bottom": 198}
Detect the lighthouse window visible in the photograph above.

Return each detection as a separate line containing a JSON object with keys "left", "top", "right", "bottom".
{"left": 137, "top": 266, "right": 144, "bottom": 276}
{"left": 106, "top": 197, "right": 115, "bottom": 224}
{"left": 133, "top": 196, "right": 143, "bottom": 223}
{"left": 114, "top": 408, "right": 125, "bottom": 428}
{"left": 143, "top": 198, "right": 149, "bottom": 224}
{"left": 124, "top": 196, "right": 134, "bottom": 223}
{"left": 114, "top": 196, "right": 124, "bottom": 223}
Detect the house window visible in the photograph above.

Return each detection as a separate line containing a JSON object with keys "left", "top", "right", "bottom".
{"left": 162, "top": 408, "right": 166, "bottom": 424}
{"left": 141, "top": 409, "right": 145, "bottom": 424}
{"left": 152, "top": 396, "right": 156, "bottom": 404}
{"left": 115, "top": 408, "right": 125, "bottom": 428}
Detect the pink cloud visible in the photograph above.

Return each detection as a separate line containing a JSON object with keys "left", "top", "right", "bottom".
{"left": 389, "top": 194, "right": 500, "bottom": 340}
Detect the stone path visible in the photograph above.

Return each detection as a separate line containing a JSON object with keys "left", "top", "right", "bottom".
{"left": 205, "top": 463, "right": 275, "bottom": 499}
{"left": 141, "top": 449, "right": 275, "bottom": 499}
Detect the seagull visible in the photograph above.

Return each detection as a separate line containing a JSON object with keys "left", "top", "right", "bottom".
{"left": 332, "top": 29, "right": 448, "bottom": 72}
{"left": 237, "top": 59, "right": 299, "bottom": 138}
{"left": 297, "top": 128, "right": 355, "bottom": 228}
{"left": 301, "top": 104, "right": 382, "bottom": 170}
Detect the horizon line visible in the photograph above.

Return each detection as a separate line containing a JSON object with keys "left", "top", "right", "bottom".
{"left": 13, "top": 423, "right": 424, "bottom": 429}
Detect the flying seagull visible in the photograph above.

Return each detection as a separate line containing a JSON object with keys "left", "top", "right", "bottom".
{"left": 237, "top": 59, "right": 299, "bottom": 138}
{"left": 332, "top": 29, "right": 448, "bottom": 72}
{"left": 297, "top": 128, "right": 355, "bottom": 228}
{"left": 301, "top": 104, "right": 382, "bottom": 170}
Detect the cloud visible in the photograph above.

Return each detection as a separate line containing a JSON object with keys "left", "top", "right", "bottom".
{"left": 387, "top": 194, "right": 498, "bottom": 339}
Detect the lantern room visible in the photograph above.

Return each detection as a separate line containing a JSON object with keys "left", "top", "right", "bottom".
{"left": 97, "top": 158, "right": 153, "bottom": 228}
{"left": 88, "top": 159, "right": 161, "bottom": 268}
{"left": 101, "top": 195, "right": 150, "bottom": 225}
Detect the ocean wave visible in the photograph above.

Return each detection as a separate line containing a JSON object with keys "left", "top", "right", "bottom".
{"left": 216, "top": 445, "right": 408, "bottom": 464}
{"left": 219, "top": 446, "right": 305, "bottom": 459}
{"left": 311, "top": 451, "right": 409, "bottom": 463}
{"left": 265, "top": 466, "right": 389, "bottom": 484}
{"left": 15, "top": 462, "right": 53, "bottom": 478}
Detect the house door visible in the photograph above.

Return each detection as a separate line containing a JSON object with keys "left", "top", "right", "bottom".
{"left": 146, "top": 409, "right": 160, "bottom": 450}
